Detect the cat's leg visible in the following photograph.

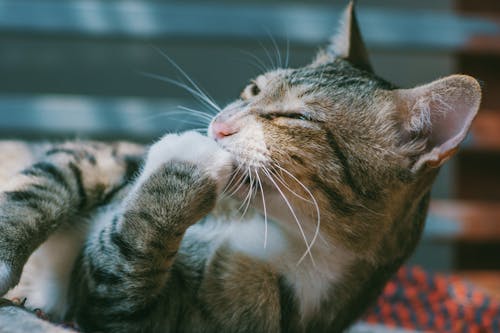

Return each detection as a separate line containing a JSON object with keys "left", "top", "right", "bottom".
{"left": 69, "top": 131, "right": 233, "bottom": 332}
{"left": 0, "top": 141, "right": 145, "bottom": 296}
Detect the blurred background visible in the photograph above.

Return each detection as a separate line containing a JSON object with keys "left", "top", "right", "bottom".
{"left": 0, "top": 0, "right": 499, "bottom": 296}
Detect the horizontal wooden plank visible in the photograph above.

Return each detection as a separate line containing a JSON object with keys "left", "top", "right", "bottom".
{"left": 458, "top": 55, "right": 500, "bottom": 109}
{"left": 0, "top": 94, "right": 205, "bottom": 142}
{"left": 426, "top": 200, "right": 500, "bottom": 241}
{"left": 465, "top": 111, "right": 500, "bottom": 151}
{"left": 0, "top": 1, "right": 499, "bottom": 52}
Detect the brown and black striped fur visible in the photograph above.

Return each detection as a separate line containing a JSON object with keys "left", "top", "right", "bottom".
{"left": 0, "top": 2, "right": 481, "bottom": 332}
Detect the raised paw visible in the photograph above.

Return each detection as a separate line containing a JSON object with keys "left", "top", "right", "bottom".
{"left": 140, "top": 131, "right": 234, "bottom": 194}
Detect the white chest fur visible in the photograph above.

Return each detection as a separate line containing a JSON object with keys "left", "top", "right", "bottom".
{"left": 224, "top": 208, "right": 353, "bottom": 320}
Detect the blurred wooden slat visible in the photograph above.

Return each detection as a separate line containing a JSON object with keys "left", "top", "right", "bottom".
{"left": 458, "top": 55, "right": 500, "bottom": 110}
{"left": 467, "top": 111, "right": 500, "bottom": 151}
{"left": 464, "top": 35, "right": 500, "bottom": 55}
{"left": 0, "top": 0, "right": 499, "bottom": 52}
{"left": 0, "top": 94, "right": 197, "bottom": 141}
{"left": 458, "top": 111, "right": 500, "bottom": 201}
{"left": 457, "top": 1, "right": 500, "bottom": 14}
{"left": 456, "top": 151, "right": 500, "bottom": 201}
{"left": 428, "top": 200, "right": 500, "bottom": 241}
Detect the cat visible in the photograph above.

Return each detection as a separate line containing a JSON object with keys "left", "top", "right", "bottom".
{"left": 0, "top": 2, "right": 481, "bottom": 332}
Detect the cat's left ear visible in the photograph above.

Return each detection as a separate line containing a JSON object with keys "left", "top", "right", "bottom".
{"left": 314, "top": 1, "right": 373, "bottom": 72}
{"left": 395, "top": 75, "right": 481, "bottom": 171}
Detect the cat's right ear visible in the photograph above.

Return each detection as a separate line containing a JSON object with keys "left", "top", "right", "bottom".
{"left": 395, "top": 75, "right": 481, "bottom": 172}
{"left": 313, "top": 1, "right": 373, "bottom": 72}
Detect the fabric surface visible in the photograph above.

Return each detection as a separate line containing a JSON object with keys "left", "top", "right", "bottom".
{"left": 363, "top": 266, "right": 500, "bottom": 333}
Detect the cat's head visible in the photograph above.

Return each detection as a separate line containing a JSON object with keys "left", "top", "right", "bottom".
{"left": 208, "top": 1, "right": 481, "bottom": 258}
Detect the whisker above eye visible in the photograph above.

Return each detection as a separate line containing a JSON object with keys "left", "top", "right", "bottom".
{"left": 285, "top": 35, "right": 290, "bottom": 69}
{"left": 139, "top": 72, "right": 220, "bottom": 115}
{"left": 257, "top": 40, "right": 277, "bottom": 71}
{"left": 237, "top": 49, "right": 270, "bottom": 74}
{"left": 151, "top": 47, "right": 220, "bottom": 114}
{"left": 265, "top": 29, "right": 282, "bottom": 69}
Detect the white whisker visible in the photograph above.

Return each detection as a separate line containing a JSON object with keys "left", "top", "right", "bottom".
{"left": 266, "top": 29, "right": 282, "bottom": 68}
{"left": 221, "top": 164, "right": 244, "bottom": 197}
{"left": 262, "top": 168, "right": 315, "bottom": 266}
{"left": 176, "top": 106, "right": 214, "bottom": 122}
{"left": 225, "top": 168, "right": 250, "bottom": 198}
{"left": 240, "top": 168, "right": 256, "bottom": 218}
{"left": 285, "top": 35, "right": 290, "bottom": 69}
{"left": 139, "top": 72, "right": 220, "bottom": 114}
{"left": 258, "top": 40, "right": 277, "bottom": 70}
{"left": 187, "top": 127, "right": 209, "bottom": 134}
{"left": 254, "top": 169, "right": 268, "bottom": 248}
{"left": 238, "top": 49, "right": 270, "bottom": 73}
{"left": 152, "top": 47, "right": 220, "bottom": 113}
{"left": 269, "top": 167, "right": 312, "bottom": 203}
{"left": 272, "top": 163, "right": 321, "bottom": 265}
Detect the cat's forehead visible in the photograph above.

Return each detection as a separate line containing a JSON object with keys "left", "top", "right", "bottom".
{"left": 290, "top": 60, "right": 394, "bottom": 91}
{"left": 259, "top": 59, "right": 395, "bottom": 97}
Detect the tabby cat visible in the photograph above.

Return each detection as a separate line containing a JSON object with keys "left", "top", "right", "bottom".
{"left": 0, "top": 2, "right": 481, "bottom": 332}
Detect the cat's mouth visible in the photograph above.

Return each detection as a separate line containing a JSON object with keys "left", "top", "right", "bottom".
{"left": 215, "top": 139, "right": 269, "bottom": 170}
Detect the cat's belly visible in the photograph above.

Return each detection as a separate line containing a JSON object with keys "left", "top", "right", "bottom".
{"left": 6, "top": 222, "right": 89, "bottom": 320}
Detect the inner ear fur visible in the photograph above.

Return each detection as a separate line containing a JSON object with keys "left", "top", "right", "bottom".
{"left": 395, "top": 75, "right": 481, "bottom": 171}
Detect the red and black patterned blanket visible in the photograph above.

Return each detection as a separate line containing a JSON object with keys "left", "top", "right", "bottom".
{"left": 364, "top": 266, "right": 500, "bottom": 333}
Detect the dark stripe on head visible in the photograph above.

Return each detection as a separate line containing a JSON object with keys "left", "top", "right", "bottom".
{"left": 311, "top": 175, "right": 357, "bottom": 216}
{"left": 325, "top": 130, "right": 377, "bottom": 201}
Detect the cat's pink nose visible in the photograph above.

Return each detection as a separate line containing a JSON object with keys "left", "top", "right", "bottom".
{"left": 212, "top": 121, "right": 238, "bottom": 140}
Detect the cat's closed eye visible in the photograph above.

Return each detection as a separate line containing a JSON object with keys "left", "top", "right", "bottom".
{"left": 261, "top": 112, "right": 312, "bottom": 121}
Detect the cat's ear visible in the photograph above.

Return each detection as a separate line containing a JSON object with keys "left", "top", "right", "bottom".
{"left": 314, "top": 1, "right": 373, "bottom": 72}
{"left": 395, "top": 75, "right": 481, "bottom": 171}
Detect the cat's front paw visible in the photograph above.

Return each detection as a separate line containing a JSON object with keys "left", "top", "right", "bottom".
{"left": 141, "top": 131, "right": 234, "bottom": 193}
